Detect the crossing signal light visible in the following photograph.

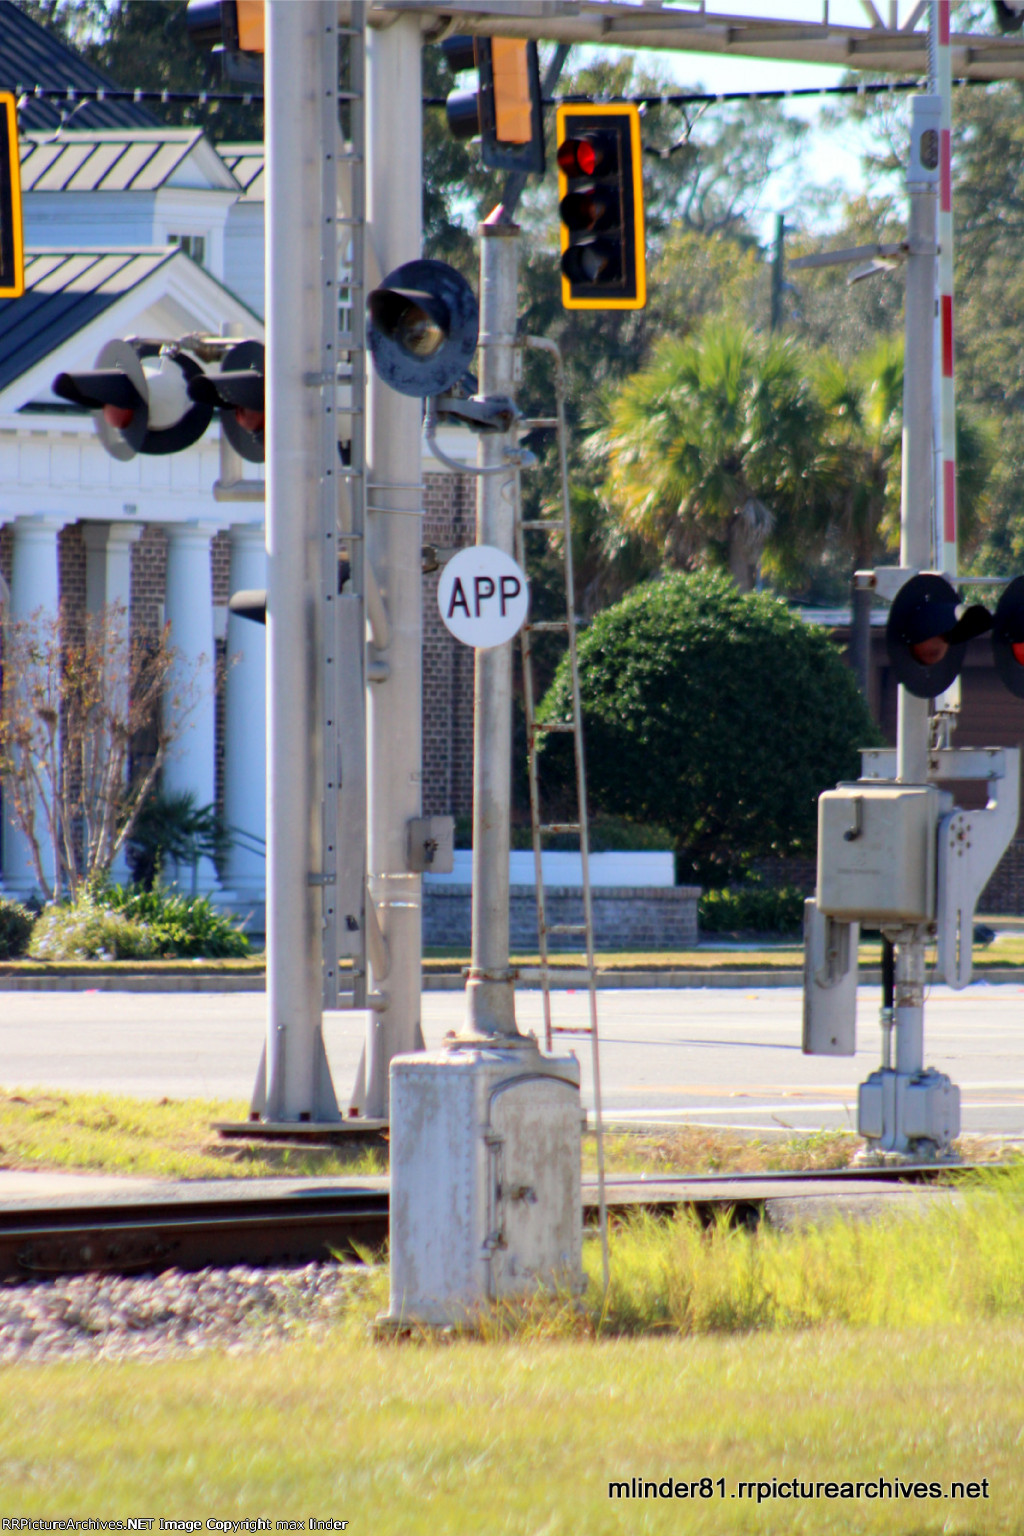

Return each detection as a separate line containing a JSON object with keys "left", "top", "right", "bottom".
{"left": 556, "top": 103, "right": 645, "bottom": 311}
{"left": 187, "top": 339, "right": 265, "bottom": 463}
{"left": 992, "top": 576, "right": 1024, "bottom": 697}
{"left": 368, "top": 259, "right": 478, "bottom": 399}
{"left": 441, "top": 35, "right": 544, "bottom": 176}
{"left": 0, "top": 91, "right": 24, "bottom": 299}
{"left": 52, "top": 339, "right": 214, "bottom": 461}
{"left": 886, "top": 573, "right": 993, "bottom": 699}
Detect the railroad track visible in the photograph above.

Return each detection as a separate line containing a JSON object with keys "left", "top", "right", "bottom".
{"left": 0, "top": 1165, "right": 964, "bottom": 1281}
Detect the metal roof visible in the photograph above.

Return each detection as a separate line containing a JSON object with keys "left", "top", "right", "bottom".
{"left": 0, "top": 1, "right": 159, "bottom": 131}
{"left": 20, "top": 129, "right": 240, "bottom": 194}
{"left": 216, "top": 144, "right": 264, "bottom": 201}
{"left": 0, "top": 247, "right": 177, "bottom": 396}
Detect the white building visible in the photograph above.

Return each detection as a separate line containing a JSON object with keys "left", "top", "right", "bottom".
{"left": 2, "top": 125, "right": 268, "bottom": 915}
{"left": 1, "top": 119, "right": 475, "bottom": 924}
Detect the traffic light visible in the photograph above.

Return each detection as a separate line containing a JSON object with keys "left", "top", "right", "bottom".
{"left": 187, "top": 340, "right": 265, "bottom": 463}
{"left": 186, "top": 0, "right": 264, "bottom": 52}
{"left": 0, "top": 91, "right": 24, "bottom": 300}
{"left": 367, "top": 259, "right": 478, "bottom": 399}
{"left": 52, "top": 340, "right": 213, "bottom": 461}
{"left": 992, "top": 576, "right": 1024, "bottom": 697}
{"left": 442, "top": 35, "right": 544, "bottom": 176}
{"left": 556, "top": 103, "right": 646, "bottom": 311}
{"left": 886, "top": 572, "right": 993, "bottom": 699}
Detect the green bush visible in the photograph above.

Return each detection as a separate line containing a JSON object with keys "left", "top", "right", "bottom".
{"left": 538, "top": 571, "right": 881, "bottom": 886}
{"left": 699, "top": 883, "right": 806, "bottom": 936}
{"left": 100, "top": 884, "right": 250, "bottom": 959}
{"left": 27, "top": 885, "right": 250, "bottom": 962}
{"left": 0, "top": 898, "right": 35, "bottom": 959}
{"left": 29, "top": 896, "right": 159, "bottom": 961}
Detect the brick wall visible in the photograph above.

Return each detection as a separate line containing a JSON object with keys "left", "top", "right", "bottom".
{"left": 131, "top": 525, "right": 167, "bottom": 637}
{"left": 425, "top": 884, "right": 702, "bottom": 951}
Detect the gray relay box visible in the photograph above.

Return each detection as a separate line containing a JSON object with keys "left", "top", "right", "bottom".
{"left": 817, "top": 783, "right": 941, "bottom": 926}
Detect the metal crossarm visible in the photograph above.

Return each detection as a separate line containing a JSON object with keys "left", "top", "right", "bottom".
{"left": 515, "top": 333, "right": 608, "bottom": 1294}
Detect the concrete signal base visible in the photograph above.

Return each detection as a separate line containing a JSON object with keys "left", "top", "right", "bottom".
{"left": 385, "top": 1042, "right": 583, "bottom": 1327}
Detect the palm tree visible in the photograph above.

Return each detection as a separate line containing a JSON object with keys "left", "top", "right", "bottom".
{"left": 591, "top": 318, "right": 832, "bottom": 591}
{"left": 814, "top": 336, "right": 903, "bottom": 693}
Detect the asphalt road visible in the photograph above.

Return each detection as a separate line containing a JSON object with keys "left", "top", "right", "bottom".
{"left": 2, "top": 981, "right": 1024, "bottom": 1138}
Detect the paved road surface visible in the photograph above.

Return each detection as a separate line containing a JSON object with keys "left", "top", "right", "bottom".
{"left": 1, "top": 983, "right": 1022, "bottom": 1138}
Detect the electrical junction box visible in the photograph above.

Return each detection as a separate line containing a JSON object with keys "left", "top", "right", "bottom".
{"left": 386, "top": 1044, "right": 583, "bottom": 1326}
{"left": 406, "top": 815, "right": 454, "bottom": 874}
{"left": 817, "top": 783, "right": 943, "bottom": 925}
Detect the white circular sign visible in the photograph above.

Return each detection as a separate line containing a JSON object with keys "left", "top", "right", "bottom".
{"left": 437, "top": 544, "right": 530, "bottom": 649}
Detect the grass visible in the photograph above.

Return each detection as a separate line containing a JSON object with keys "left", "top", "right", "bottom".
{"left": 4, "top": 1164, "right": 1024, "bottom": 1526}
{"left": 3, "top": 931, "right": 1024, "bottom": 976}
{"left": 0, "top": 1087, "right": 387, "bottom": 1179}
{"left": 0, "top": 1321, "right": 1020, "bottom": 1531}
{"left": 586, "top": 1126, "right": 863, "bottom": 1175}
{"left": 0, "top": 1088, "right": 1007, "bottom": 1181}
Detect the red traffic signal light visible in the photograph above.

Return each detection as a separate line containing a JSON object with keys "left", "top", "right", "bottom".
{"left": 53, "top": 340, "right": 213, "bottom": 461}
{"left": 187, "top": 339, "right": 265, "bottom": 463}
{"left": 556, "top": 104, "right": 645, "bottom": 311}
{"left": 441, "top": 35, "right": 544, "bottom": 176}
{"left": 886, "top": 572, "right": 992, "bottom": 699}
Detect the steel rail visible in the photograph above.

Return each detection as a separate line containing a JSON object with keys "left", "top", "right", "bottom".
{"left": 0, "top": 1164, "right": 968, "bottom": 1282}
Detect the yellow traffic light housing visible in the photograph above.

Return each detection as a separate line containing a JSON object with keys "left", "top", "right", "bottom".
{"left": 0, "top": 92, "right": 24, "bottom": 300}
{"left": 556, "top": 102, "right": 645, "bottom": 311}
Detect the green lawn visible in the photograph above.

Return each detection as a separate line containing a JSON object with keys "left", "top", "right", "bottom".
{"left": 0, "top": 1321, "right": 1018, "bottom": 1532}
{"left": 3, "top": 1161, "right": 1024, "bottom": 1529}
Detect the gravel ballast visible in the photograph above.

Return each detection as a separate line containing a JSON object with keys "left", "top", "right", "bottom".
{"left": 0, "top": 1263, "right": 368, "bottom": 1362}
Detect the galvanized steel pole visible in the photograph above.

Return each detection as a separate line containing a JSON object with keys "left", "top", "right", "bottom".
{"left": 465, "top": 215, "right": 524, "bottom": 1040}
{"left": 261, "top": 0, "right": 340, "bottom": 1121}
{"left": 359, "top": 13, "right": 427, "bottom": 1116}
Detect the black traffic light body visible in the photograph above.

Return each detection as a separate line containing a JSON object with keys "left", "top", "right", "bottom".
{"left": 187, "top": 339, "right": 265, "bottom": 463}
{"left": 53, "top": 340, "right": 213, "bottom": 460}
{"left": 442, "top": 36, "right": 544, "bottom": 176}
{"left": 367, "top": 259, "right": 478, "bottom": 399}
{"left": 886, "top": 572, "right": 993, "bottom": 699}
{"left": 0, "top": 91, "right": 23, "bottom": 300}
{"left": 556, "top": 102, "right": 646, "bottom": 311}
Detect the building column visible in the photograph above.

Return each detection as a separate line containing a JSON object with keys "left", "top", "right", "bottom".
{"left": 222, "top": 520, "right": 266, "bottom": 923}
{"left": 162, "top": 520, "right": 228, "bottom": 897}
{"left": 2, "top": 513, "right": 70, "bottom": 898}
{"left": 83, "top": 522, "right": 143, "bottom": 884}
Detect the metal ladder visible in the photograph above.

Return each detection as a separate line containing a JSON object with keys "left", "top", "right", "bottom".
{"left": 320, "top": 3, "right": 368, "bottom": 1012}
{"left": 516, "top": 334, "right": 608, "bottom": 1292}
